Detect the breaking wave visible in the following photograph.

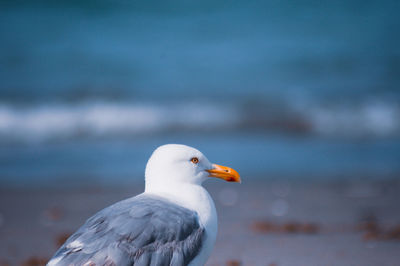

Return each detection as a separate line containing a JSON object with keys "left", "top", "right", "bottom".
{"left": 0, "top": 102, "right": 239, "bottom": 143}
{"left": 0, "top": 100, "right": 399, "bottom": 143}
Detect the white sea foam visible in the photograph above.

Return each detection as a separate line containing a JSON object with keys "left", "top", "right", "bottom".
{"left": 306, "top": 101, "right": 400, "bottom": 137}
{"left": 0, "top": 102, "right": 239, "bottom": 143}
{"left": 0, "top": 100, "right": 398, "bottom": 143}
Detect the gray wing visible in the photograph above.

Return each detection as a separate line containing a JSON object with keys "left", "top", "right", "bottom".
{"left": 48, "top": 194, "right": 205, "bottom": 266}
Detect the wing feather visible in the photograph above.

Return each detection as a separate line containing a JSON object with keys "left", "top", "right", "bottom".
{"left": 47, "top": 194, "right": 205, "bottom": 266}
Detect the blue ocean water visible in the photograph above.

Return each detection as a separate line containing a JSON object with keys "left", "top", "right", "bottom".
{"left": 1, "top": 134, "right": 400, "bottom": 187}
{"left": 1, "top": 0, "right": 399, "bottom": 101}
{"left": 0, "top": 0, "right": 399, "bottom": 186}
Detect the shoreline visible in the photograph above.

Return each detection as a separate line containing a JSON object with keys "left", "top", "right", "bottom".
{"left": 1, "top": 180, "right": 400, "bottom": 265}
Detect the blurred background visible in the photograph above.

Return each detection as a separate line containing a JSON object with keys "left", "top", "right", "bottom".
{"left": 1, "top": 0, "right": 399, "bottom": 187}
{"left": 1, "top": 0, "right": 400, "bottom": 265}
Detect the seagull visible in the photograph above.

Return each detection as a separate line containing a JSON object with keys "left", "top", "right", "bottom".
{"left": 47, "top": 144, "right": 241, "bottom": 265}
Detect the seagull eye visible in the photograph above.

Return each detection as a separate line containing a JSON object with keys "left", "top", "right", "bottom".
{"left": 190, "top": 157, "right": 199, "bottom": 164}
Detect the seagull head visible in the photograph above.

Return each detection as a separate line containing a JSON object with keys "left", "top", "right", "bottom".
{"left": 145, "top": 144, "right": 240, "bottom": 190}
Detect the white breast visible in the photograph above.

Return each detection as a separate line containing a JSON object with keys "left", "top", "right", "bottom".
{"left": 145, "top": 183, "right": 218, "bottom": 266}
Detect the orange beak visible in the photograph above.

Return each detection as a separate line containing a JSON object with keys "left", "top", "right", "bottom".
{"left": 206, "top": 164, "right": 241, "bottom": 183}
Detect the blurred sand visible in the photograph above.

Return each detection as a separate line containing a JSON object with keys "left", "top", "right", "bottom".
{"left": 1, "top": 180, "right": 400, "bottom": 266}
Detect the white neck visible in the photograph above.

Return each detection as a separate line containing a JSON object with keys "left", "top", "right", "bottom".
{"left": 145, "top": 182, "right": 216, "bottom": 227}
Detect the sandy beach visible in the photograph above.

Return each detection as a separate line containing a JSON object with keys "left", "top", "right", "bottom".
{"left": 1, "top": 179, "right": 400, "bottom": 266}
